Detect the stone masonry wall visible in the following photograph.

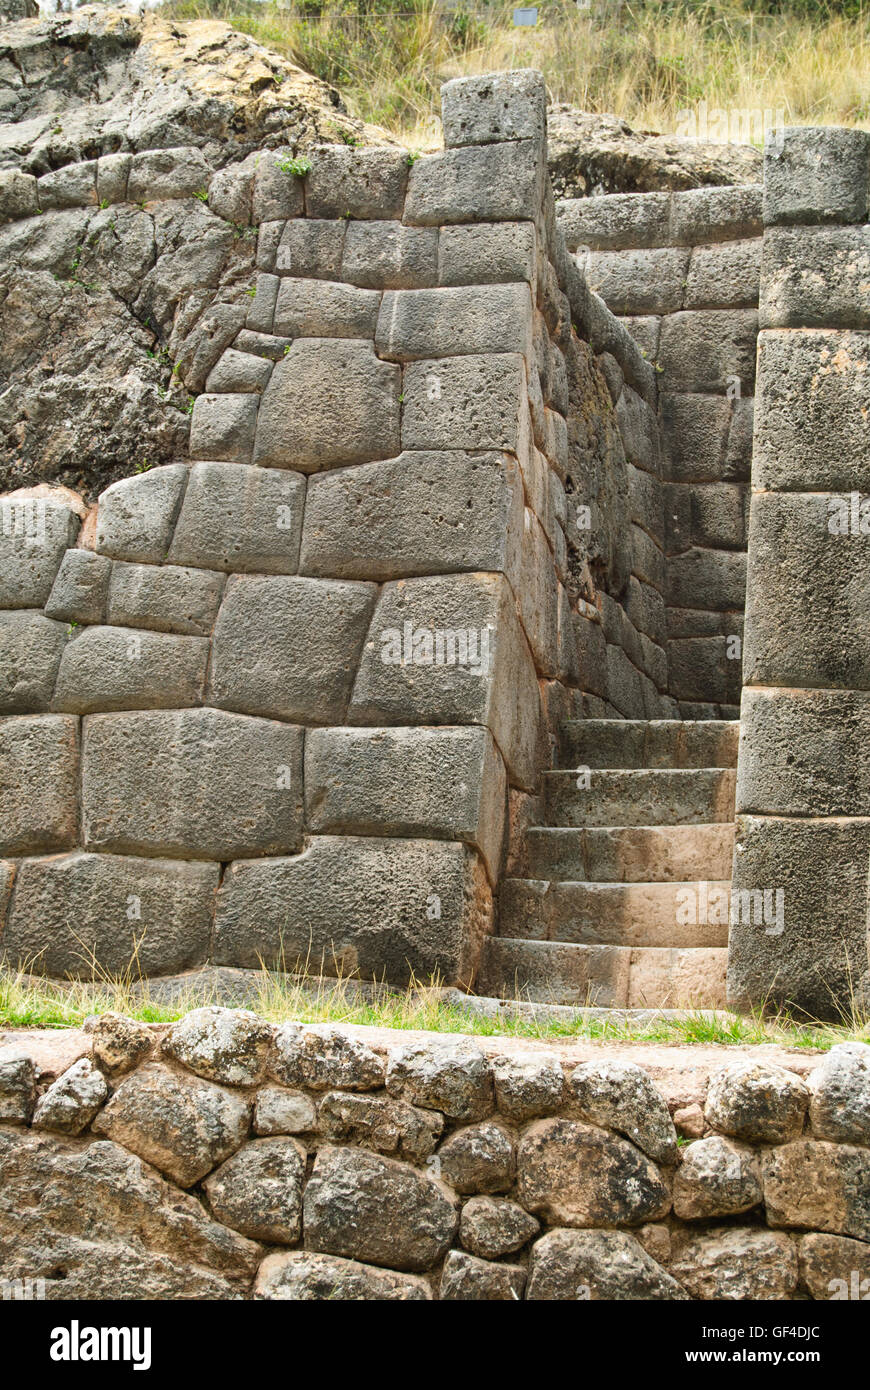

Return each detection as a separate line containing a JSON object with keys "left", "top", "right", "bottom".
{"left": 0, "top": 71, "right": 674, "bottom": 987}
{"left": 2, "top": 1011, "right": 870, "bottom": 1299}
{"left": 558, "top": 186, "right": 761, "bottom": 716}
{"left": 728, "top": 128, "right": 870, "bottom": 1020}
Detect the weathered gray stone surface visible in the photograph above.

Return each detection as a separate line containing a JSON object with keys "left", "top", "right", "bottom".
{"left": 255, "top": 1250, "right": 431, "bottom": 1300}
{"left": 0, "top": 1046, "right": 36, "bottom": 1123}
{"left": 736, "top": 688, "right": 870, "bottom": 815}
{"left": 705, "top": 1061, "right": 808, "bottom": 1144}
{"left": 0, "top": 496, "right": 80, "bottom": 608}
{"left": 341, "top": 221, "right": 438, "bottom": 289}
{"left": 189, "top": 394, "right": 258, "bottom": 465}
{"left": 253, "top": 340, "right": 400, "bottom": 471}
{"left": 214, "top": 835, "right": 491, "bottom": 987}
{"left": 376, "top": 284, "right": 533, "bottom": 361}
{"left": 44, "top": 549, "right": 111, "bottom": 625}
{"left": 760, "top": 225, "right": 870, "bottom": 329}
{"left": 764, "top": 127, "right": 870, "bottom": 227}
{"left": 441, "top": 70, "right": 547, "bottom": 148}
{"left": 168, "top": 461, "right": 306, "bottom": 574}
{"left": 270, "top": 1023, "right": 385, "bottom": 1093}
{"left": 303, "top": 1145, "right": 458, "bottom": 1271}
{"left": 163, "top": 1007, "right": 273, "bottom": 1087}
{"left": 386, "top": 1038, "right": 493, "bottom": 1121}
{"left": 670, "top": 1227, "right": 798, "bottom": 1300}
{"left": 86, "top": 1012, "right": 154, "bottom": 1076}
{"left": 570, "top": 1059, "right": 677, "bottom": 1163}
{"left": 205, "top": 349, "right": 273, "bottom": 394}
{"left": 527, "top": 1227, "right": 687, "bottom": 1300}
{"left": 459, "top": 1195, "right": 540, "bottom": 1259}
{"left": 517, "top": 1118, "right": 670, "bottom": 1226}
{"left": 798, "top": 1232, "right": 870, "bottom": 1301}
{"left": 204, "top": 1138, "right": 306, "bottom": 1244}
{"left": 436, "top": 1121, "right": 514, "bottom": 1194}
{"left": 318, "top": 1091, "right": 443, "bottom": 1162}
{"left": 490, "top": 1052, "right": 565, "bottom": 1121}
{"left": 400, "top": 354, "right": 527, "bottom": 453}
{"left": 304, "top": 725, "right": 506, "bottom": 879}
{"left": 439, "top": 1249, "right": 525, "bottom": 1301}
{"left": 658, "top": 310, "right": 758, "bottom": 393}
{"left": 95, "top": 465, "right": 188, "bottom": 564}
{"left": 3, "top": 850, "right": 217, "bottom": 977}
{"left": 53, "top": 625, "right": 209, "bottom": 714}
{"left": 32, "top": 1057, "right": 107, "bottom": 1136}
{"left": 273, "top": 278, "right": 380, "bottom": 339}
{"left": 304, "top": 146, "right": 409, "bottom": 220}
{"left": 253, "top": 1086, "right": 317, "bottom": 1137}
{"left": 81, "top": 707, "right": 304, "bottom": 860}
{"left": 763, "top": 1140, "right": 870, "bottom": 1241}
{"left": 209, "top": 575, "right": 376, "bottom": 723}
{"left": 0, "top": 611, "right": 68, "bottom": 713}
{"left": 92, "top": 1063, "right": 250, "bottom": 1187}
{"left": 808, "top": 1043, "right": 870, "bottom": 1145}
{"left": 0, "top": 714, "right": 79, "bottom": 855}
{"left": 438, "top": 222, "right": 536, "bottom": 286}
{"left": 673, "top": 1136, "right": 762, "bottom": 1220}
{"left": 405, "top": 141, "right": 543, "bottom": 226}
{"left": 106, "top": 561, "right": 224, "bottom": 637}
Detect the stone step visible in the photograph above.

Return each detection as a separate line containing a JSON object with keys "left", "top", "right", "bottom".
{"left": 477, "top": 937, "right": 728, "bottom": 1009}
{"left": 526, "top": 823, "right": 735, "bottom": 882}
{"left": 499, "top": 878, "right": 731, "bottom": 948}
{"left": 541, "top": 768, "right": 736, "bottom": 827}
{"left": 558, "top": 719, "right": 739, "bottom": 770}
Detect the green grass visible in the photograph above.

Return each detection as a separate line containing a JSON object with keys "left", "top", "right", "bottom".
{"left": 2, "top": 965, "right": 868, "bottom": 1050}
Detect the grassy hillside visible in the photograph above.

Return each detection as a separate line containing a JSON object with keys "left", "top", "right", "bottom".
{"left": 163, "top": 0, "right": 870, "bottom": 143}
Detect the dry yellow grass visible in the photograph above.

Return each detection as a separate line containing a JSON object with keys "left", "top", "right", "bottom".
{"left": 163, "top": 0, "right": 870, "bottom": 144}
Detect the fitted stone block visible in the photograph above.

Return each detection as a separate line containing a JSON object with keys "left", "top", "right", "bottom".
{"left": 105, "top": 562, "right": 224, "bottom": 638}
{"left": 668, "top": 548, "right": 747, "bottom": 612}
{"left": 275, "top": 219, "right": 345, "bottom": 278}
{"left": 586, "top": 247, "right": 689, "bottom": 316}
{"left": 743, "top": 492, "right": 870, "bottom": 689}
{"left": 440, "top": 70, "right": 546, "bottom": 148}
{"left": 616, "top": 386, "right": 661, "bottom": 476}
{"left": 304, "top": 146, "right": 409, "bottom": 219}
{"left": 0, "top": 168, "right": 38, "bottom": 224}
{"left": 348, "top": 572, "right": 544, "bottom": 790}
{"left": 0, "top": 715, "right": 79, "bottom": 856}
{"left": 669, "top": 186, "right": 763, "bottom": 246}
{"left": 341, "top": 221, "right": 438, "bottom": 289}
{"left": 209, "top": 575, "right": 376, "bottom": 723}
{"left": 168, "top": 461, "right": 305, "bottom": 574}
{"left": 0, "top": 612, "right": 68, "bottom": 714}
{"left": 764, "top": 128, "right": 870, "bottom": 227}
{"left": 668, "top": 636, "right": 741, "bottom": 705}
{"left": 95, "top": 465, "right": 187, "bottom": 564}
{"left": 44, "top": 549, "right": 111, "bottom": 625}
{"left": 253, "top": 340, "right": 400, "bottom": 471}
{"left": 233, "top": 330, "right": 291, "bottom": 361}
{"left": 660, "top": 394, "right": 735, "bottom": 484}
{"left": 665, "top": 482, "right": 747, "bottom": 554}
{"left": 0, "top": 497, "right": 80, "bottom": 608}
{"left": 52, "top": 626, "right": 208, "bottom": 714}
{"left": 376, "top": 285, "right": 533, "bottom": 361}
{"left": 437, "top": 222, "right": 536, "bottom": 286}
{"left": 189, "top": 394, "right": 258, "bottom": 465}
{"left": 404, "top": 141, "right": 544, "bottom": 226}
{"left": 82, "top": 708, "right": 304, "bottom": 860}
{"left": 305, "top": 726, "right": 506, "bottom": 879}
{"left": 37, "top": 161, "right": 97, "bottom": 210}
{"left": 684, "top": 239, "right": 762, "bottom": 310}
{"left": 273, "top": 278, "right": 380, "bottom": 339}
{"left": 728, "top": 816, "right": 870, "bottom": 1019}
{"left": 737, "top": 688, "right": 870, "bottom": 818}
{"left": 760, "top": 225, "right": 870, "bottom": 329}
{"left": 127, "top": 147, "right": 211, "bottom": 203}
{"left": 557, "top": 192, "right": 672, "bottom": 252}
{"left": 658, "top": 311, "right": 758, "bottom": 394}
{"left": 753, "top": 330, "right": 870, "bottom": 491}
{"left": 3, "top": 851, "right": 217, "bottom": 978}
{"left": 204, "top": 350, "right": 273, "bottom": 395}
{"left": 300, "top": 451, "right": 522, "bottom": 582}
{"left": 251, "top": 151, "right": 305, "bottom": 222}
{"left": 213, "top": 835, "right": 492, "bottom": 987}
{"left": 245, "top": 273, "right": 279, "bottom": 334}
{"left": 401, "top": 354, "right": 527, "bottom": 453}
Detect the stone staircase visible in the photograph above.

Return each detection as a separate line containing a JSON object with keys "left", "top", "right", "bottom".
{"left": 478, "top": 720, "right": 739, "bottom": 1009}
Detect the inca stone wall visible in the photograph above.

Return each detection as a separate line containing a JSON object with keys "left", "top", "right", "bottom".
{"left": 2, "top": 1012, "right": 870, "bottom": 1299}
{"left": 0, "top": 70, "right": 676, "bottom": 987}
{"left": 728, "top": 128, "right": 870, "bottom": 1019}
{"left": 558, "top": 186, "right": 760, "bottom": 717}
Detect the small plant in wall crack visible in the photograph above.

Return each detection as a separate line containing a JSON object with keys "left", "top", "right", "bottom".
{"left": 276, "top": 155, "right": 312, "bottom": 177}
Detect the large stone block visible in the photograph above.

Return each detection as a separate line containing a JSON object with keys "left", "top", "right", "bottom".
{"left": 684, "top": 239, "right": 761, "bottom": 310}
{"left": 527, "top": 1227, "right": 686, "bottom": 1300}
{"left": 743, "top": 492, "right": 870, "bottom": 689}
{"left": 440, "top": 70, "right": 547, "bottom": 148}
{"left": 669, "top": 186, "right": 763, "bottom": 246}
{"left": 272, "top": 278, "right": 380, "bottom": 339}
{"left": 341, "top": 221, "right": 438, "bottom": 289}
{"left": 763, "top": 1140, "right": 870, "bottom": 1242}
{"left": 304, "top": 725, "right": 506, "bottom": 879}
{"left": 760, "top": 225, "right": 870, "bottom": 329}
{"left": 658, "top": 311, "right": 758, "bottom": 394}
{"left": 659, "top": 394, "right": 735, "bottom": 484}
{"left": 437, "top": 221, "right": 536, "bottom": 286}
{"left": 667, "top": 636, "right": 741, "bottom": 705}
{"left": 127, "top": 147, "right": 211, "bottom": 203}
{"left": 252, "top": 340, "right": 400, "bottom": 471}
{"left": 299, "top": 451, "right": 522, "bottom": 582}
{"left": 251, "top": 149, "right": 305, "bottom": 221}
{"left": 52, "top": 626, "right": 208, "bottom": 713}
{"left": 727, "top": 814, "right": 870, "bottom": 1019}
{"left": 347, "top": 572, "right": 544, "bottom": 791}
{"left": 213, "top": 835, "right": 492, "bottom": 987}
{"left": 275, "top": 219, "right": 345, "bottom": 278}
{"left": 404, "top": 141, "right": 543, "bottom": 226}
{"left": 304, "top": 146, "right": 409, "bottom": 220}
{"left": 736, "top": 687, "right": 870, "bottom": 817}
{"left": 106, "top": 561, "right": 225, "bottom": 637}
{"left": 0, "top": 612, "right": 68, "bottom": 713}
{"left": 376, "top": 284, "right": 533, "bottom": 362}
{"left": 586, "top": 247, "right": 689, "bottom": 316}
{"left": 95, "top": 465, "right": 188, "bottom": 564}
{"left": 3, "top": 851, "right": 217, "bottom": 977}
{"left": 209, "top": 575, "right": 376, "bottom": 723}
{"left": 82, "top": 708, "right": 304, "bottom": 860}
{"left": 44, "top": 549, "right": 111, "bottom": 625}
{"left": 668, "top": 547, "right": 746, "bottom": 612}
{"left": 189, "top": 394, "right": 258, "bottom": 465}
{"left": 254, "top": 1251, "right": 430, "bottom": 1300}
{"left": 764, "top": 127, "right": 870, "bottom": 227}
{"left": 753, "top": 330, "right": 870, "bottom": 491}
{"left": 0, "top": 495, "right": 80, "bottom": 608}
{"left": 516, "top": 1118, "right": 670, "bottom": 1228}
{"left": 204, "top": 349, "right": 273, "bottom": 395}
{"left": 168, "top": 461, "right": 305, "bottom": 574}
{"left": 557, "top": 192, "right": 672, "bottom": 252}
{"left": 0, "top": 715, "right": 79, "bottom": 856}
{"left": 400, "top": 353, "right": 527, "bottom": 453}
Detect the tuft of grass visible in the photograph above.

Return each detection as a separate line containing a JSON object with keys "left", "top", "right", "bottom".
{"left": 158, "top": 0, "right": 870, "bottom": 144}
{"left": 2, "top": 963, "right": 869, "bottom": 1050}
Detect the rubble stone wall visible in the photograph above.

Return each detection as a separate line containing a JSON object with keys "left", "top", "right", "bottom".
{"left": 558, "top": 185, "right": 760, "bottom": 716}
{"left": 0, "top": 71, "right": 674, "bottom": 987}
{"left": 2, "top": 1011, "right": 869, "bottom": 1300}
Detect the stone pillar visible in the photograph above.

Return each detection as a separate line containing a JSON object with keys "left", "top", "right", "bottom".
{"left": 727, "top": 127, "right": 870, "bottom": 1018}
